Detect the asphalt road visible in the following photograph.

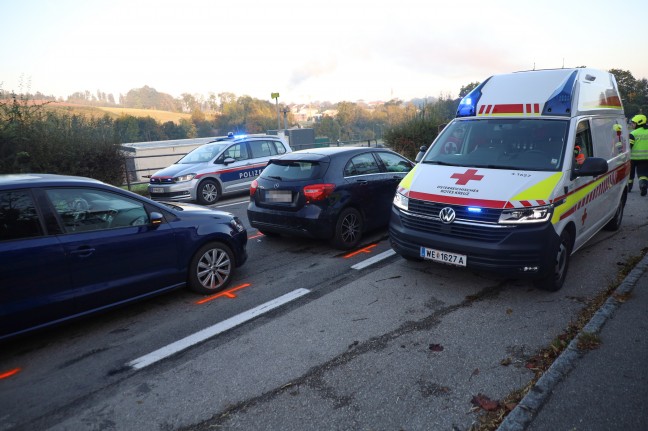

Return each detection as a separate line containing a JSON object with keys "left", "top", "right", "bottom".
{"left": 1, "top": 191, "right": 647, "bottom": 431}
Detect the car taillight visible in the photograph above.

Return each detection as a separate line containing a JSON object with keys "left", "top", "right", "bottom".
{"left": 303, "top": 183, "right": 335, "bottom": 202}
{"left": 250, "top": 179, "right": 258, "bottom": 196}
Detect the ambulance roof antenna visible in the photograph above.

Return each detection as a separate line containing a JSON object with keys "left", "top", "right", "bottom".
{"left": 562, "top": 58, "right": 565, "bottom": 68}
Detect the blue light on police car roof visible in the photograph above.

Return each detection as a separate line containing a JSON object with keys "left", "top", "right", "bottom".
{"left": 234, "top": 134, "right": 247, "bottom": 139}
{"left": 468, "top": 207, "right": 482, "bottom": 213}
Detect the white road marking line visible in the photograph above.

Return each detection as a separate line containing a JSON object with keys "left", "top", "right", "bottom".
{"left": 215, "top": 199, "right": 249, "bottom": 208}
{"left": 351, "top": 249, "right": 396, "bottom": 270}
{"left": 128, "top": 288, "right": 311, "bottom": 370}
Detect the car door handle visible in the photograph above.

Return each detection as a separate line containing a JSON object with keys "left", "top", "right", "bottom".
{"left": 69, "top": 246, "right": 96, "bottom": 257}
{"left": 356, "top": 180, "right": 368, "bottom": 185}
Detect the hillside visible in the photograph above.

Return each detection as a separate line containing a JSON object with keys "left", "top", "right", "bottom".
{"left": 31, "top": 101, "right": 192, "bottom": 124}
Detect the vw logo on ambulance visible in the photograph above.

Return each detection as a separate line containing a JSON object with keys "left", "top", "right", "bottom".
{"left": 439, "top": 207, "right": 456, "bottom": 224}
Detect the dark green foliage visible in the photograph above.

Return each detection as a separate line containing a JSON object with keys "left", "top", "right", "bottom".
{"left": 609, "top": 69, "right": 648, "bottom": 117}
{"left": 0, "top": 94, "right": 125, "bottom": 185}
{"left": 213, "top": 96, "right": 280, "bottom": 134}
{"left": 122, "top": 86, "right": 181, "bottom": 111}
{"left": 383, "top": 97, "right": 458, "bottom": 160}
{"left": 385, "top": 117, "right": 439, "bottom": 161}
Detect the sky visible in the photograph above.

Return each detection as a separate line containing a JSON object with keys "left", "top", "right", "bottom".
{"left": 1, "top": 0, "right": 646, "bottom": 105}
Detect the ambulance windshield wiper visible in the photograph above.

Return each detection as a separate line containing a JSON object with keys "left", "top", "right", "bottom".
{"left": 421, "top": 160, "right": 457, "bottom": 166}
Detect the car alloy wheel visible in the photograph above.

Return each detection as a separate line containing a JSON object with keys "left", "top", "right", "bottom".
{"left": 331, "top": 207, "right": 363, "bottom": 250}
{"left": 197, "top": 179, "right": 220, "bottom": 205}
{"left": 189, "top": 242, "right": 234, "bottom": 294}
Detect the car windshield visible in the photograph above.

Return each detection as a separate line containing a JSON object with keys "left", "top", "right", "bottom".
{"left": 261, "top": 160, "right": 325, "bottom": 181}
{"left": 421, "top": 119, "right": 569, "bottom": 171}
{"left": 176, "top": 143, "right": 228, "bottom": 164}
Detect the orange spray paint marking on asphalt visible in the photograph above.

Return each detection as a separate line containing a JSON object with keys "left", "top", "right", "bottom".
{"left": 343, "top": 244, "right": 377, "bottom": 259}
{"left": 248, "top": 232, "right": 265, "bottom": 240}
{"left": 196, "top": 283, "right": 251, "bottom": 304}
{"left": 0, "top": 368, "right": 21, "bottom": 379}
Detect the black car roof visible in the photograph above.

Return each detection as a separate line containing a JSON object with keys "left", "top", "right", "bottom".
{"left": 274, "top": 146, "right": 388, "bottom": 160}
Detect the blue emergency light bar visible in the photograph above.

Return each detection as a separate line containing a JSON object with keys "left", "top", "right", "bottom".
{"left": 456, "top": 78, "right": 490, "bottom": 118}
{"left": 541, "top": 70, "right": 577, "bottom": 117}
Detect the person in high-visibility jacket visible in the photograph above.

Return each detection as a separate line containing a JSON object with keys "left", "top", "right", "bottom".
{"left": 630, "top": 114, "right": 648, "bottom": 196}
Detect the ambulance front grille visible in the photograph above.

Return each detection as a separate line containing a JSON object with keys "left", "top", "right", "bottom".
{"left": 403, "top": 200, "right": 511, "bottom": 242}
{"left": 408, "top": 200, "right": 502, "bottom": 223}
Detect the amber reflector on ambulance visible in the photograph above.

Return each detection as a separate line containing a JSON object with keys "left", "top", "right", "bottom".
{"left": 541, "top": 70, "right": 577, "bottom": 117}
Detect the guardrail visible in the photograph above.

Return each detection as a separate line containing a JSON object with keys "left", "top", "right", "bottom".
{"left": 122, "top": 139, "right": 384, "bottom": 190}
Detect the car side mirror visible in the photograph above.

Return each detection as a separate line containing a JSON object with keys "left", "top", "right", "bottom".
{"left": 573, "top": 157, "right": 608, "bottom": 178}
{"left": 150, "top": 212, "right": 164, "bottom": 226}
{"left": 415, "top": 146, "right": 427, "bottom": 163}
{"left": 223, "top": 157, "right": 236, "bottom": 165}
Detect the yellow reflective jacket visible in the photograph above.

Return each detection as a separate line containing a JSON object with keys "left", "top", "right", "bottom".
{"left": 630, "top": 127, "right": 648, "bottom": 160}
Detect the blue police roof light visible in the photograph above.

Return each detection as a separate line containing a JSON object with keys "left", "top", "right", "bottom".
{"left": 456, "top": 78, "right": 491, "bottom": 118}
{"left": 541, "top": 70, "right": 577, "bottom": 117}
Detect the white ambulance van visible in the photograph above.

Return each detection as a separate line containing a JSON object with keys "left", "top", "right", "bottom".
{"left": 389, "top": 68, "right": 630, "bottom": 291}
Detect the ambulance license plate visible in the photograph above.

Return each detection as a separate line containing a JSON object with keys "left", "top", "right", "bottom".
{"left": 150, "top": 187, "right": 164, "bottom": 193}
{"left": 420, "top": 247, "right": 466, "bottom": 266}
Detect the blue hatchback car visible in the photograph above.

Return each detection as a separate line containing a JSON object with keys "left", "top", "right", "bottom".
{"left": 0, "top": 174, "right": 248, "bottom": 340}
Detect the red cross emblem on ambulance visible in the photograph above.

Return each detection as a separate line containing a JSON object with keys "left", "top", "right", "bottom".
{"left": 451, "top": 169, "right": 484, "bottom": 185}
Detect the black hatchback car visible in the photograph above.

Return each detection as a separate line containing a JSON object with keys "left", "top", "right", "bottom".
{"left": 247, "top": 147, "right": 414, "bottom": 249}
{"left": 0, "top": 174, "right": 248, "bottom": 340}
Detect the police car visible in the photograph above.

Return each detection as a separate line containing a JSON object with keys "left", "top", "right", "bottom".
{"left": 149, "top": 134, "right": 292, "bottom": 205}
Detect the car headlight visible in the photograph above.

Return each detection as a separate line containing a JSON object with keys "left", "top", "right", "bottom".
{"left": 393, "top": 191, "right": 409, "bottom": 211}
{"left": 229, "top": 217, "right": 246, "bottom": 233}
{"left": 174, "top": 174, "right": 196, "bottom": 183}
{"left": 499, "top": 205, "right": 553, "bottom": 224}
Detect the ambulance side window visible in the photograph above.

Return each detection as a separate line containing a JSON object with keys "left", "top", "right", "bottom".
{"left": 574, "top": 120, "right": 593, "bottom": 167}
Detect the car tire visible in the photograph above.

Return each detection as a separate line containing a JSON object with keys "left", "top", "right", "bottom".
{"left": 188, "top": 242, "right": 235, "bottom": 294}
{"left": 533, "top": 229, "right": 572, "bottom": 292}
{"left": 197, "top": 179, "right": 221, "bottom": 205}
{"left": 603, "top": 191, "right": 626, "bottom": 231}
{"left": 331, "top": 207, "right": 363, "bottom": 250}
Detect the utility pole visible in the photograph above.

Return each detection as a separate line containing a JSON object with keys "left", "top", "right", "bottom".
{"left": 282, "top": 107, "right": 289, "bottom": 129}
{"left": 271, "top": 92, "right": 280, "bottom": 130}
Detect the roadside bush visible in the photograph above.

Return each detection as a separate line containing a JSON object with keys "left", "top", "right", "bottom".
{"left": 384, "top": 98, "right": 458, "bottom": 160}
{"left": 0, "top": 94, "right": 125, "bottom": 185}
{"left": 384, "top": 117, "right": 439, "bottom": 161}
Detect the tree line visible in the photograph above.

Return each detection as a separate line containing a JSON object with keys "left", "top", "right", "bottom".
{"left": 0, "top": 68, "right": 645, "bottom": 185}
